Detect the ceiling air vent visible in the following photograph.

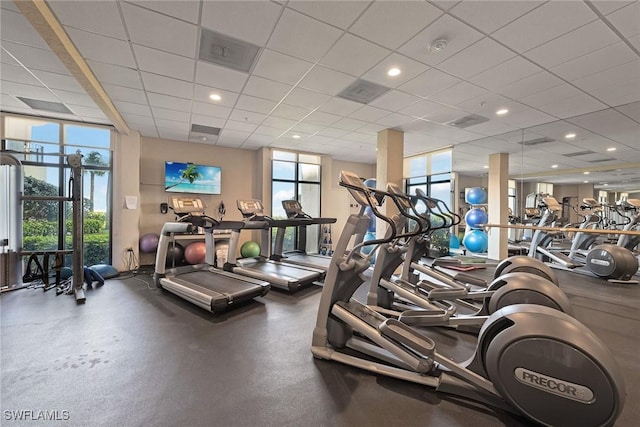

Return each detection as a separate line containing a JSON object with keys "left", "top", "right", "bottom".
{"left": 446, "top": 114, "right": 489, "bottom": 129}
{"left": 337, "top": 79, "right": 390, "bottom": 104}
{"left": 17, "top": 97, "right": 72, "bottom": 114}
{"left": 199, "top": 28, "right": 260, "bottom": 73}
{"left": 588, "top": 158, "right": 616, "bottom": 163}
{"left": 517, "top": 136, "right": 554, "bottom": 146}
{"left": 564, "top": 150, "right": 595, "bottom": 157}
{"left": 191, "top": 124, "right": 221, "bottom": 136}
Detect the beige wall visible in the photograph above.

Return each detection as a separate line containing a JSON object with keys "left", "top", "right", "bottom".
{"left": 138, "top": 137, "right": 258, "bottom": 265}
{"left": 135, "top": 138, "right": 375, "bottom": 265}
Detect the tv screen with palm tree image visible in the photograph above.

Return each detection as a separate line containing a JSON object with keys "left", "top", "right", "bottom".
{"left": 164, "top": 161, "right": 221, "bottom": 195}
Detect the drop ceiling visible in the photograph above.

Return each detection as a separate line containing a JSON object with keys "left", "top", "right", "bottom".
{"left": 1, "top": 0, "right": 639, "bottom": 192}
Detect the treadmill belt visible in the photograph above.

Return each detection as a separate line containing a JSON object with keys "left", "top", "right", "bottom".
{"left": 173, "top": 270, "right": 263, "bottom": 297}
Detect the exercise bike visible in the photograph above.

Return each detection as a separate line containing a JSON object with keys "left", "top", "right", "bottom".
{"left": 312, "top": 170, "right": 625, "bottom": 426}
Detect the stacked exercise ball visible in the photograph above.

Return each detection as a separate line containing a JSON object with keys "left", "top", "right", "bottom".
{"left": 462, "top": 187, "right": 489, "bottom": 253}
{"left": 139, "top": 233, "right": 160, "bottom": 253}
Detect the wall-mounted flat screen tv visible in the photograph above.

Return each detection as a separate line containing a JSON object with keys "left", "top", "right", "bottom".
{"left": 164, "top": 161, "right": 221, "bottom": 195}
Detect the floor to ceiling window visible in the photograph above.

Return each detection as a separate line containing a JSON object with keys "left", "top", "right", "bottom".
{"left": 1, "top": 114, "right": 113, "bottom": 266}
{"left": 271, "top": 150, "right": 321, "bottom": 254}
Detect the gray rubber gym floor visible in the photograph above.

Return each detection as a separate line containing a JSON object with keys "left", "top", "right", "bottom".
{"left": 2, "top": 265, "right": 639, "bottom": 427}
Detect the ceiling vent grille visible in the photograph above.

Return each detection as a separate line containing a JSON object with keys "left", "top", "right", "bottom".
{"left": 446, "top": 114, "right": 489, "bottom": 129}
{"left": 588, "top": 158, "right": 616, "bottom": 163}
{"left": 564, "top": 150, "right": 595, "bottom": 157}
{"left": 17, "top": 97, "right": 72, "bottom": 114}
{"left": 337, "top": 79, "right": 390, "bottom": 104}
{"left": 199, "top": 28, "right": 260, "bottom": 73}
{"left": 191, "top": 124, "right": 221, "bottom": 136}
{"left": 517, "top": 136, "right": 554, "bottom": 146}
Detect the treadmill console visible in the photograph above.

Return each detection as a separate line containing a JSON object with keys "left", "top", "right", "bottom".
{"left": 237, "top": 199, "right": 265, "bottom": 217}
{"left": 170, "top": 196, "right": 207, "bottom": 215}
{"left": 282, "top": 200, "right": 305, "bottom": 218}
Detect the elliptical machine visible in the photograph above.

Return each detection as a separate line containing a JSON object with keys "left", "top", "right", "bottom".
{"left": 312, "top": 171, "right": 626, "bottom": 426}
{"left": 528, "top": 196, "right": 638, "bottom": 283}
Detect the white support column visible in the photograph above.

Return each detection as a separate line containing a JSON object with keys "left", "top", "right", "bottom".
{"left": 487, "top": 153, "right": 509, "bottom": 260}
{"left": 376, "top": 129, "right": 404, "bottom": 238}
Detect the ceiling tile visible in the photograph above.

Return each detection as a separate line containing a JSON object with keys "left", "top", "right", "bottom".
{"left": 49, "top": 0, "right": 127, "bottom": 40}
{"left": 254, "top": 125, "right": 285, "bottom": 137}
{"left": 350, "top": 1, "right": 442, "bottom": 50}
{"left": 303, "top": 111, "right": 342, "bottom": 127}
{"left": 224, "top": 120, "right": 258, "bottom": 133}
{"left": 320, "top": 33, "right": 391, "bottom": 77}
{"left": 0, "top": 63, "right": 41, "bottom": 86}
{"left": 153, "top": 106, "right": 190, "bottom": 122}
{"left": 190, "top": 114, "right": 227, "bottom": 129}
{"left": 261, "top": 116, "right": 297, "bottom": 130}
{"left": 235, "top": 95, "right": 277, "bottom": 114}
{"left": 318, "top": 97, "right": 362, "bottom": 116}
{"left": 141, "top": 72, "right": 193, "bottom": 98}
{"left": 252, "top": 49, "right": 314, "bottom": 85}
{"left": 524, "top": 21, "right": 620, "bottom": 69}
{"left": 398, "top": 68, "right": 461, "bottom": 98}
{"left": 580, "top": 73, "right": 640, "bottom": 107}
{"left": 376, "top": 113, "right": 415, "bottom": 128}
{"left": 126, "top": 0, "right": 200, "bottom": 25}
{"left": 348, "top": 105, "right": 391, "bottom": 123}
{"left": 287, "top": 0, "right": 369, "bottom": 29}
{"left": 54, "top": 89, "right": 99, "bottom": 108}
{"left": 492, "top": 1, "right": 597, "bottom": 53}
{"left": 32, "top": 70, "right": 85, "bottom": 94}
{"left": 193, "top": 84, "right": 239, "bottom": 108}
{"left": 496, "top": 71, "right": 565, "bottom": 100}
{"left": 1, "top": 80, "right": 58, "bottom": 102}
{"left": 148, "top": 93, "right": 191, "bottom": 111}
{"left": 398, "top": 14, "right": 484, "bottom": 67}
{"left": 1, "top": 9, "right": 49, "bottom": 49}
{"left": 368, "top": 90, "right": 421, "bottom": 111}
{"left": 133, "top": 45, "right": 195, "bottom": 81}
{"left": 590, "top": 1, "right": 634, "bottom": 16}
{"left": 90, "top": 61, "right": 143, "bottom": 89}
{"left": 298, "top": 66, "right": 356, "bottom": 96}
{"left": 616, "top": 101, "right": 640, "bottom": 123}
{"left": 268, "top": 9, "right": 343, "bottom": 62}
{"left": 243, "top": 76, "right": 292, "bottom": 101}
{"left": 428, "top": 81, "right": 488, "bottom": 107}
{"left": 201, "top": 0, "right": 282, "bottom": 46}
{"left": 121, "top": 2, "right": 198, "bottom": 57}
{"left": 218, "top": 129, "right": 251, "bottom": 147}
{"left": 271, "top": 103, "right": 313, "bottom": 121}
{"left": 228, "top": 109, "right": 267, "bottom": 125}
{"left": 450, "top": 1, "right": 544, "bottom": 34}
{"left": 538, "top": 93, "right": 608, "bottom": 119}
{"left": 113, "top": 100, "right": 152, "bottom": 116}
{"left": 550, "top": 42, "right": 637, "bottom": 82}
{"left": 66, "top": 27, "right": 135, "bottom": 68}
{"left": 572, "top": 60, "right": 640, "bottom": 98}
{"left": 2, "top": 41, "right": 68, "bottom": 75}
{"left": 194, "top": 61, "right": 249, "bottom": 93}
{"left": 360, "top": 53, "right": 429, "bottom": 89}
{"left": 191, "top": 101, "right": 231, "bottom": 119}
{"left": 605, "top": 1, "right": 640, "bottom": 38}
{"left": 470, "top": 56, "right": 542, "bottom": 92}
{"left": 436, "top": 37, "right": 516, "bottom": 80}
{"left": 283, "top": 87, "right": 331, "bottom": 109}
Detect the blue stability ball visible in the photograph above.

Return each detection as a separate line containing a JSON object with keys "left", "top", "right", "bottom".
{"left": 363, "top": 206, "right": 376, "bottom": 232}
{"left": 465, "top": 208, "right": 488, "bottom": 229}
{"left": 450, "top": 234, "right": 461, "bottom": 249}
{"left": 466, "top": 187, "right": 487, "bottom": 205}
{"left": 363, "top": 178, "right": 377, "bottom": 189}
{"left": 463, "top": 230, "right": 488, "bottom": 253}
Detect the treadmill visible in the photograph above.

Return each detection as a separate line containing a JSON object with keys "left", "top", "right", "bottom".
{"left": 270, "top": 200, "right": 336, "bottom": 271}
{"left": 153, "top": 196, "right": 270, "bottom": 313}
{"left": 224, "top": 199, "right": 325, "bottom": 291}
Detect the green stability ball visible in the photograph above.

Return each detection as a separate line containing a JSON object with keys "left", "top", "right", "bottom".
{"left": 240, "top": 241, "right": 261, "bottom": 258}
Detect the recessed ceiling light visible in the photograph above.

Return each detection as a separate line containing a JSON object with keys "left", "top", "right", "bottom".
{"left": 200, "top": 136, "right": 207, "bottom": 141}
{"left": 387, "top": 68, "right": 401, "bottom": 77}
{"left": 583, "top": 171, "right": 590, "bottom": 175}
{"left": 584, "top": 180, "right": 589, "bottom": 183}
{"left": 603, "top": 183, "right": 609, "bottom": 187}
{"left": 607, "top": 147, "right": 616, "bottom": 152}
{"left": 565, "top": 133, "right": 576, "bottom": 139}
{"left": 209, "top": 93, "right": 222, "bottom": 101}
{"left": 496, "top": 109, "right": 509, "bottom": 116}
{"left": 483, "top": 165, "right": 489, "bottom": 169}
{"left": 292, "top": 134, "right": 301, "bottom": 139}
{"left": 551, "top": 164, "right": 558, "bottom": 168}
